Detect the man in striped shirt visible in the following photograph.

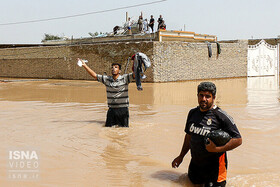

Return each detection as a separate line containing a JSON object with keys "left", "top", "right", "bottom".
{"left": 80, "top": 58, "right": 135, "bottom": 127}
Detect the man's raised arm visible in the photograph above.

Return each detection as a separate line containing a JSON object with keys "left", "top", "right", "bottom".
{"left": 79, "top": 58, "right": 97, "bottom": 80}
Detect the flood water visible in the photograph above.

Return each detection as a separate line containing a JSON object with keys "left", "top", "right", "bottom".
{"left": 0, "top": 76, "right": 279, "bottom": 187}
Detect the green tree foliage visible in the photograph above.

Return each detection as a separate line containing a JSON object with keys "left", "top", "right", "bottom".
{"left": 88, "top": 32, "right": 99, "bottom": 37}
{"left": 41, "top": 33, "right": 63, "bottom": 42}
{"left": 88, "top": 32, "right": 109, "bottom": 37}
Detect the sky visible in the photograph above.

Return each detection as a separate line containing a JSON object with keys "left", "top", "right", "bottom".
{"left": 0, "top": 0, "right": 280, "bottom": 44}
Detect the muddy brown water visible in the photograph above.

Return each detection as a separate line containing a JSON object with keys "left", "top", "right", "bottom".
{"left": 0, "top": 77, "right": 279, "bottom": 186}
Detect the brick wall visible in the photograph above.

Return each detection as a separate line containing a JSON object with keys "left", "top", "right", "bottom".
{"left": 0, "top": 40, "right": 248, "bottom": 82}
{"left": 0, "top": 42, "right": 154, "bottom": 81}
{"left": 152, "top": 40, "right": 248, "bottom": 82}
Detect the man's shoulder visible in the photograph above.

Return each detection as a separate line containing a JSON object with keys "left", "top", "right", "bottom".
{"left": 188, "top": 106, "right": 199, "bottom": 116}
{"left": 190, "top": 106, "right": 199, "bottom": 112}
{"left": 121, "top": 73, "right": 133, "bottom": 77}
{"left": 213, "top": 106, "right": 228, "bottom": 117}
{"left": 212, "top": 106, "right": 235, "bottom": 124}
{"left": 118, "top": 74, "right": 129, "bottom": 79}
{"left": 97, "top": 74, "right": 113, "bottom": 83}
{"left": 97, "top": 74, "right": 111, "bottom": 78}
{"left": 117, "top": 74, "right": 133, "bottom": 84}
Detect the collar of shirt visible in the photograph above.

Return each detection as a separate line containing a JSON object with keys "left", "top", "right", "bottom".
{"left": 110, "top": 74, "right": 123, "bottom": 82}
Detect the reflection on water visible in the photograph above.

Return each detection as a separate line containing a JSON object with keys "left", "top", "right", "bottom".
{"left": 246, "top": 76, "right": 280, "bottom": 131}
{"left": 0, "top": 77, "right": 279, "bottom": 186}
{"left": 247, "top": 76, "right": 279, "bottom": 90}
{"left": 247, "top": 76, "right": 279, "bottom": 106}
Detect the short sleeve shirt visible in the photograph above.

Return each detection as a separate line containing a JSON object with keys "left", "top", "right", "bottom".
{"left": 185, "top": 105, "right": 241, "bottom": 164}
{"left": 97, "top": 73, "right": 133, "bottom": 108}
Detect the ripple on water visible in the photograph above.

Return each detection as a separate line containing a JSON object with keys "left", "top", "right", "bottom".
{"left": 228, "top": 172, "right": 280, "bottom": 187}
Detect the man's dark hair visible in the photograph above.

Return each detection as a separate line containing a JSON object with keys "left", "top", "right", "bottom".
{"left": 112, "top": 63, "right": 121, "bottom": 70}
{"left": 197, "top": 82, "right": 216, "bottom": 96}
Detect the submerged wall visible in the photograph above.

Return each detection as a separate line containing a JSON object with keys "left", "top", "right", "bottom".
{"left": 153, "top": 40, "right": 248, "bottom": 82}
{"left": 0, "top": 40, "right": 248, "bottom": 82}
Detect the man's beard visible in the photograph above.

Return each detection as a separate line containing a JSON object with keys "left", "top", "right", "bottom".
{"left": 199, "top": 101, "right": 212, "bottom": 111}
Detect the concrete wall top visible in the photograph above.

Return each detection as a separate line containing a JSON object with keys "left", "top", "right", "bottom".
{"left": 248, "top": 38, "right": 280, "bottom": 46}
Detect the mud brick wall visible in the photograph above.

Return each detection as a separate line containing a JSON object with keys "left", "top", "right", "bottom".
{"left": 66, "top": 42, "right": 154, "bottom": 81}
{"left": 0, "top": 42, "right": 154, "bottom": 81}
{"left": 152, "top": 40, "right": 248, "bottom": 82}
{"left": 0, "top": 40, "right": 248, "bottom": 82}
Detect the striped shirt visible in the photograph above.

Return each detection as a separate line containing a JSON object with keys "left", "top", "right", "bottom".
{"left": 97, "top": 73, "right": 133, "bottom": 108}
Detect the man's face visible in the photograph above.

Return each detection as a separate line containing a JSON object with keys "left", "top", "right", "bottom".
{"left": 197, "top": 91, "right": 215, "bottom": 112}
{"left": 112, "top": 65, "right": 120, "bottom": 75}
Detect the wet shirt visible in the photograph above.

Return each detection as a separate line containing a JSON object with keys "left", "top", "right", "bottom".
{"left": 97, "top": 73, "right": 133, "bottom": 108}
{"left": 185, "top": 106, "right": 241, "bottom": 164}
